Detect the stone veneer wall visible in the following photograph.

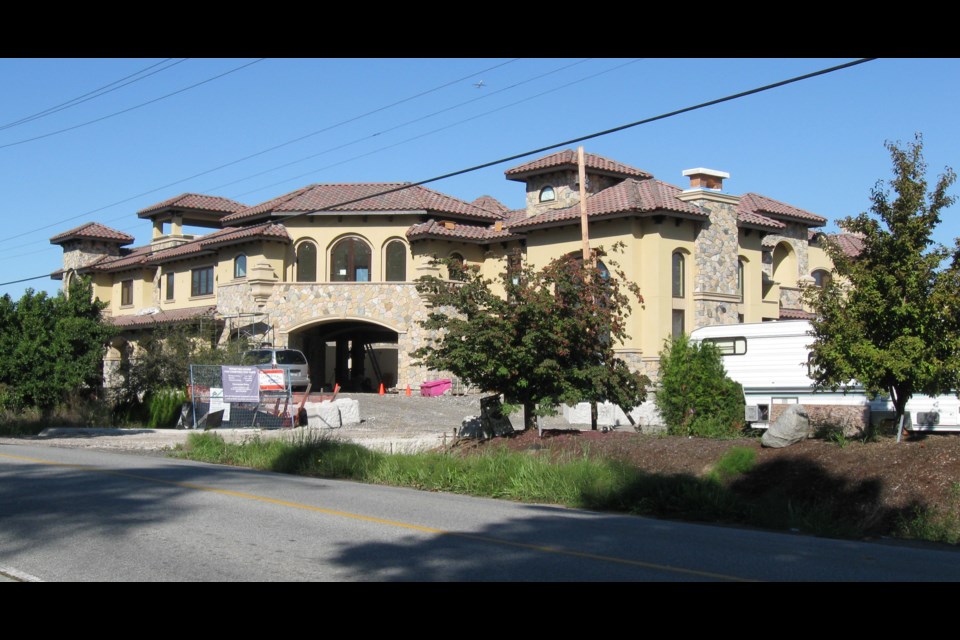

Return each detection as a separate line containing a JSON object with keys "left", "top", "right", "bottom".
{"left": 689, "top": 195, "right": 742, "bottom": 328}
{"left": 61, "top": 240, "right": 122, "bottom": 285}
{"left": 217, "top": 281, "right": 438, "bottom": 387}
{"left": 763, "top": 222, "right": 812, "bottom": 311}
{"left": 523, "top": 170, "right": 620, "bottom": 217}
{"left": 762, "top": 222, "right": 810, "bottom": 278}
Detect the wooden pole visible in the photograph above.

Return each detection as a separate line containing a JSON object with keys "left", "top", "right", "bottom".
{"left": 578, "top": 146, "right": 598, "bottom": 431}
{"left": 578, "top": 146, "right": 590, "bottom": 265}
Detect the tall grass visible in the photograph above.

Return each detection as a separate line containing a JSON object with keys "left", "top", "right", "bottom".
{"left": 173, "top": 432, "right": 960, "bottom": 545}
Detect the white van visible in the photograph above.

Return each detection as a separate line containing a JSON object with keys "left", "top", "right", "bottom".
{"left": 689, "top": 321, "right": 960, "bottom": 432}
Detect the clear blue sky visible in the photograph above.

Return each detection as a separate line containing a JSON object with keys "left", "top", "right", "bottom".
{"left": 2, "top": 58, "right": 957, "bottom": 299}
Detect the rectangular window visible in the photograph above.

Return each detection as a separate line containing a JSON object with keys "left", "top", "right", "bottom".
{"left": 671, "top": 309, "right": 685, "bottom": 337}
{"left": 120, "top": 280, "right": 133, "bottom": 306}
{"left": 191, "top": 266, "right": 214, "bottom": 297}
{"left": 165, "top": 272, "right": 174, "bottom": 301}
{"left": 703, "top": 337, "right": 747, "bottom": 355}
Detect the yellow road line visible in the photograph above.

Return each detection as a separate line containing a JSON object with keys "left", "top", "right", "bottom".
{"left": 0, "top": 451, "right": 753, "bottom": 581}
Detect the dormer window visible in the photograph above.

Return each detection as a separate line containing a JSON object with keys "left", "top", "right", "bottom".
{"left": 539, "top": 186, "right": 556, "bottom": 203}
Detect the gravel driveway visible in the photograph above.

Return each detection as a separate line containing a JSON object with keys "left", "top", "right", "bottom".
{"left": 1, "top": 393, "right": 581, "bottom": 455}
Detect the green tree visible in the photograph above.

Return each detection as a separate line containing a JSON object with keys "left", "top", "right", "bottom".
{"left": 0, "top": 278, "right": 114, "bottom": 411}
{"left": 803, "top": 135, "right": 959, "bottom": 425}
{"left": 114, "top": 321, "right": 245, "bottom": 420}
{"left": 413, "top": 249, "right": 649, "bottom": 430}
{"left": 655, "top": 334, "right": 745, "bottom": 437}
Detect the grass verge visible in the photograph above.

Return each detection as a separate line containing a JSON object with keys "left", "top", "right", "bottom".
{"left": 173, "top": 432, "right": 959, "bottom": 545}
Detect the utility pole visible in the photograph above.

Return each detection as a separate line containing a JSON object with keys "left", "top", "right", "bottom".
{"left": 578, "top": 146, "right": 599, "bottom": 431}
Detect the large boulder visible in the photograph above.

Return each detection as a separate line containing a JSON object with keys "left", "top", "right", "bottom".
{"left": 304, "top": 401, "right": 342, "bottom": 428}
{"left": 762, "top": 405, "right": 811, "bottom": 448}
{"left": 334, "top": 398, "right": 361, "bottom": 425}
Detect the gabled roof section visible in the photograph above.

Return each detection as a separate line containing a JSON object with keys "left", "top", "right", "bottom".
{"left": 471, "top": 195, "right": 510, "bottom": 216}
{"left": 148, "top": 222, "right": 291, "bottom": 264}
{"left": 87, "top": 245, "right": 154, "bottom": 272}
{"left": 739, "top": 193, "right": 826, "bottom": 226}
{"left": 222, "top": 183, "right": 501, "bottom": 224}
{"left": 407, "top": 219, "right": 521, "bottom": 244}
{"left": 779, "top": 308, "right": 816, "bottom": 320}
{"left": 505, "top": 149, "right": 653, "bottom": 182}
{"left": 50, "top": 222, "right": 134, "bottom": 246}
{"left": 109, "top": 305, "right": 218, "bottom": 328}
{"left": 828, "top": 232, "right": 865, "bottom": 257}
{"left": 737, "top": 209, "right": 786, "bottom": 230}
{"left": 89, "top": 223, "right": 290, "bottom": 271}
{"left": 137, "top": 193, "right": 247, "bottom": 219}
{"left": 510, "top": 179, "right": 705, "bottom": 231}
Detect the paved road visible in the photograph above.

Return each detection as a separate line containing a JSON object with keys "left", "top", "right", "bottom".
{"left": 1, "top": 443, "right": 957, "bottom": 581}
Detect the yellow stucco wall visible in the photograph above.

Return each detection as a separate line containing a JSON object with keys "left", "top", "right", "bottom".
{"left": 282, "top": 216, "right": 418, "bottom": 283}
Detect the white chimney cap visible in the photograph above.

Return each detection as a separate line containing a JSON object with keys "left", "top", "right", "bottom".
{"left": 682, "top": 168, "right": 730, "bottom": 179}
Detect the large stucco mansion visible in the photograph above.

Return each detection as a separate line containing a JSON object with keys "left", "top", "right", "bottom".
{"left": 51, "top": 149, "right": 855, "bottom": 392}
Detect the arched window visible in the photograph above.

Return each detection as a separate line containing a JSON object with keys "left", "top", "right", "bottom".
{"left": 812, "top": 269, "right": 832, "bottom": 287}
{"left": 384, "top": 240, "right": 407, "bottom": 282}
{"left": 330, "top": 237, "right": 371, "bottom": 282}
{"left": 234, "top": 254, "right": 247, "bottom": 279}
{"left": 538, "top": 186, "right": 556, "bottom": 203}
{"left": 672, "top": 252, "right": 685, "bottom": 298}
{"left": 296, "top": 241, "right": 317, "bottom": 282}
{"left": 448, "top": 252, "right": 466, "bottom": 281}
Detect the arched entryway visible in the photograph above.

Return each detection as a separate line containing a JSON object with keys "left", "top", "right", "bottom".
{"left": 289, "top": 319, "right": 400, "bottom": 392}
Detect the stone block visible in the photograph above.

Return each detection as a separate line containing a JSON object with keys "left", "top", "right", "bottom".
{"left": 334, "top": 398, "right": 361, "bottom": 425}
{"left": 304, "top": 401, "right": 341, "bottom": 428}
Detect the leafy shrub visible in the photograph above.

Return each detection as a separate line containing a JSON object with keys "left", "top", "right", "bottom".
{"left": 147, "top": 387, "right": 188, "bottom": 428}
{"left": 655, "top": 334, "right": 745, "bottom": 438}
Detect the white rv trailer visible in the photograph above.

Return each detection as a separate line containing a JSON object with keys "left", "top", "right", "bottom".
{"left": 689, "top": 320, "right": 960, "bottom": 432}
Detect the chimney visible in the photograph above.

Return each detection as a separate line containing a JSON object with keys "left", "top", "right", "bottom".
{"left": 682, "top": 168, "right": 729, "bottom": 192}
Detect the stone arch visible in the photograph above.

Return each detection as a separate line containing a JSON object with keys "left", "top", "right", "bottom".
{"left": 772, "top": 240, "right": 799, "bottom": 287}
{"left": 288, "top": 317, "right": 402, "bottom": 392}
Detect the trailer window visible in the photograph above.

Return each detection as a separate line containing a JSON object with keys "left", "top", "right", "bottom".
{"left": 703, "top": 337, "right": 747, "bottom": 355}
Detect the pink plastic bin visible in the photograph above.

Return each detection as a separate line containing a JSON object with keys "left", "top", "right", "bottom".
{"left": 420, "top": 379, "right": 452, "bottom": 397}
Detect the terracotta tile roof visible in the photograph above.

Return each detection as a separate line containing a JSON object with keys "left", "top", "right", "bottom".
{"left": 407, "top": 219, "right": 520, "bottom": 244}
{"left": 88, "top": 245, "right": 155, "bottom": 272}
{"left": 90, "top": 223, "right": 291, "bottom": 271}
{"left": 222, "top": 183, "right": 500, "bottom": 224}
{"left": 738, "top": 209, "right": 786, "bottom": 230}
{"left": 779, "top": 308, "right": 816, "bottom": 320}
{"left": 510, "top": 179, "right": 705, "bottom": 231}
{"left": 505, "top": 149, "right": 653, "bottom": 181}
{"left": 739, "top": 193, "right": 826, "bottom": 226}
{"left": 828, "top": 232, "right": 865, "bottom": 257}
{"left": 49, "top": 222, "right": 134, "bottom": 245}
{"left": 471, "top": 195, "right": 510, "bottom": 216}
{"left": 109, "top": 305, "right": 218, "bottom": 328}
{"left": 137, "top": 193, "right": 247, "bottom": 218}
{"left": 148, "top": 223, "right": 290, "bottom": 264}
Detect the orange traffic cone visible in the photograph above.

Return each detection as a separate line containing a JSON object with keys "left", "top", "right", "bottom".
{"left": 405, "top": 384, "right": 411, "bottom": 397}
{"left": 378, "top": 382, "right": 385, "bottom": 396}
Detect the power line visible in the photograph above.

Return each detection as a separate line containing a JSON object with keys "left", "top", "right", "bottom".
{"left": 0, "top": 59, "right": 188, "bottom": 132}
{"left": 230, "top": 59, "right": 641, "bottom": 197}
{"left": 0, "top": 58, "right": 265, "bottom": 151}
{"left": 8, "top": 57, "right": 876, "bottom": 289}
{"left": 239, "top": 58, "right": 879, "bottom": 219}
{"left": 0, "top": 59, "right": 520, "bottom": 247}
{"left": 214, "top": 58, "right": 603, "bottom": 194}
{"left": 0, "top": 273, "right": 54, "bottom": 288}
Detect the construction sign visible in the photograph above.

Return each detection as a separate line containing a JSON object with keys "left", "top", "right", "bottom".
{"left": 258, "top": 369, "right": 285, "bottom": 391}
